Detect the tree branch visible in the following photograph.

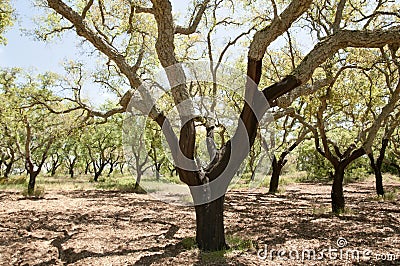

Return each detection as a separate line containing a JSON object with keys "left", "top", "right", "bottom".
{"left": 175, "top": 0, "right": 210, "bottom": 35}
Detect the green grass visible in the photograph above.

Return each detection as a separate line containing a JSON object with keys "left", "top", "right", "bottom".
{"left": 95, "top": 177, "right": 147, "bottom": 193}
{"left": 199, "top": 235, "right": 255, "bottom": 263}
{"left": 21, "top": 185, "right": 45, "bottom": 198}
{"left": 371, "top": 188, "right": 399, "bottom": 202}
{"left": 181, "top": 237, "right": 197, "bottom": 250}
{"left": 226, "top": 235, "right": 254, "bottom": 251}
{"left": 311, "top": 204, "right": 331, "bottom": 215}
{"left": 181, "top": 234, "right": 255, "bottom": 264}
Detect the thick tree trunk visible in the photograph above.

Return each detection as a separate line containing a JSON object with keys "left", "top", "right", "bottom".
{"left": 155, "top": 168, "right": 160, "bottom": 180}
{"left": 27, "top": 171, "right": 39, "bottom": 195}
{"left": 250, "top": 170, "right": 256, "bottom": 181}
{"left": 331, "top": 165, "right": 345, "bottom": 214}
{"left": 269, "top": 155, "right": 284, "bottom": 194}
{"left": 194, "top": 196, "right": 228, "bottom": 251}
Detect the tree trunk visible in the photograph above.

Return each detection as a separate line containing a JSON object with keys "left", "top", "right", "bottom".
{"left": 374, "top": 167, "right": 384, "bottom": 196}
{"left": 331, "top": 165, "right": 345, "bottom": 214}
{"left": 50, "top": 165, "right": 58, "bottom": 177}
{"left": 194, "top": 196, "right": 228, "bottom": 251}
{"left": 250, "top": 170, "right": 256, "bottom": 181}
{"left": 69, "top": 167, "right": 74, "bottom": 179}
{"left": 85, "top": 162, "right": 91, "bottom": 175}
{"left": 4, "top": 161, "right": 13, "bottom": 179}
{"left": 134, "top": 170, "right": 142, "bottom": 189}
{"left": 155, "top": 163, "right": 161, "bottom": 180}
{"left": 368, "top": 138, "right": 388, "bottom": 196}
{"left": 119, "top": 163, "right": 124, "bottom": 175}
{"left": 93, "top": 162, "right": 106, "bottom": 182}
{"left": 27, "top": 171, "right": 39, "bottom": 195}
{"left": 68, "top": 158, "right": 76, "bottom": 178}
{"left": 108, "top": 164, "right": 114, "bottom": 176}
{"left": 368, "top": 153, "right": 385, "bottom": 196}
{"left": 269, "top": 155, "right": 284, "bottom": 194}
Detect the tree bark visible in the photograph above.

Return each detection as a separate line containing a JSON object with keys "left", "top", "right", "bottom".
{"left": 368, "top": 138, "right": 389, "bottom": 196}
{"left": 4, "top": 161, "right": 13, "bottom": 179}
{"left": 134, "top": 170, "right": 142, "bottom": 189}
{"left": 155, "top": 164, "right": 161, "bottom": 180}
{"left": 84, "top": 162, "right": 91, "bottom": 175}
{"left": 269, "top": 155, "right": 284, "bottom": 194}
{"left": 194, "top": 196, "right": 228, "bottom": 251}
{"left": 27, "top": 171, "right": 39, "bottom": 195}
{"left": 331, "top": 165, "right": 346, "bottom": 214}
{"left": 368, "top": 153, "right": 385, "bottom": 196}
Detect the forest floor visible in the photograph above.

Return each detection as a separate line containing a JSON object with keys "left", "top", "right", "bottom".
{"left": 0, "top": 175, "right": 400, "bottom": 265}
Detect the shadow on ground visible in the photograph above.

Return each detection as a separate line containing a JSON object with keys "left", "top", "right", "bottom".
{"left": 0, "top": 181, "right": 399, "bottom": 265}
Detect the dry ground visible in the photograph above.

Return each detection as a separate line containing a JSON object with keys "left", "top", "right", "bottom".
{"left": 0, "top": 179, "right": 399, "bottom": 265}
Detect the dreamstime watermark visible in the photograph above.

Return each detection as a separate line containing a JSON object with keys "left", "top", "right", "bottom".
{"left": 122, "top": 61, "right": 275, "bottom": 206}
{"left": 257, "top": 237, "right": 398, "bottom": 262}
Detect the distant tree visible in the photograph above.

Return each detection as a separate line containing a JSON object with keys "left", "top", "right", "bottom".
{"left": 291, "top": 47, "right": 400, "bottom": 213}
{"left": 269, "top": 111, "right": 310, "bottom": 193}
{"left": 368, "top": 111, "right": 400, "bottom": 196}
{"left": 0, "top": 69, "right": 78, "bottom": 194}
{"left": 123, "top": 115, "right": 153, "bottom": 189}
{"left": 83, "top": 114, "right": 122, "bottom": 182}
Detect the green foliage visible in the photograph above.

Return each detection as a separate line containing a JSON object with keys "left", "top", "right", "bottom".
{"left": 343, "top": 165, "right": 370, "bottom": 184}
{"left": 0, "top": 0, "right": 14, "bottom": 45}
{"left": 297, "top": 141, "right": 333, "bottom": 181}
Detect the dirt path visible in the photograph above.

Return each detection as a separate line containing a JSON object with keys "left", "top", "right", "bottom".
{"left": 0, "top": 181, "right": 399, "bottom": 265}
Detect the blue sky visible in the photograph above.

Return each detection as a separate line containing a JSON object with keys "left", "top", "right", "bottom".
{"left": 0, "top": 0, "right": 195, "bottom": 106}
{"left": 0, "top": 0, "right": 192, "bottom": 72}
{"left": 0, "top": 0, "right": 82, "bottom": 72}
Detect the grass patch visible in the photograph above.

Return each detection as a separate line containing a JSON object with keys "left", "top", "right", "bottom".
{"left": 0, "top": 175, "right": 27, "bottom": 190}
{"left": 312, "top": 204, "right": 331, "bottom": 215}
{"left": 199, "top": 235, "right": 255, "bottom": 263}
{"left": 334, "top": 206, "right": 354, "bottom": 216}
{"left": 95, "top": 176, "right": 147, "bottom": 193}
{"left": 201, "top": 250, "right": 226, "bottom": 264}
{"left": 226, "top": 235, "right": 254, "bottom": 251}
{"left": 21, "top": 186, "right": 45, "bottom": 198}
{"left": 371, "top": 188, "right": 399, "bottom": 202}
{"left": 181, "top": 237, "right": 197, "bottom": 250}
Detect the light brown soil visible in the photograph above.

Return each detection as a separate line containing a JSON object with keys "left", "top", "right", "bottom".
{"left": 0, "top": 181, "right": 399, "bottom": 265}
